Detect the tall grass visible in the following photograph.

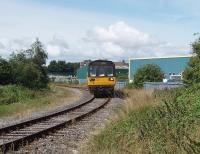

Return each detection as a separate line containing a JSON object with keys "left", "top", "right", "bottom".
{"left": 0, "top": 85, "right": 36, "bottom": 104}
{"left": 85, "top": 87, "right": 200, "bottom": 154}
{"left": 0, "top": 84, "right": 71, "bottom": 117}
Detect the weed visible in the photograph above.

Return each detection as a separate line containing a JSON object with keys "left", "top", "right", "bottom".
{"left": 0, "top": 84, "right": 73, "bottom": 118}
{"left": 85, "top": 87, "right": 200, "bottom": 154}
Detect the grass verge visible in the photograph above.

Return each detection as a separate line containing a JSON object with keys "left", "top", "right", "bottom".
{"left": 84, "top": 87, "right": 200, "bottom": 154}
{"left": 0, "top": 84, "right": 75, "bottom": 118}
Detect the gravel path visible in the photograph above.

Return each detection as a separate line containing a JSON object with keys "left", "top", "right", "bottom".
{"left": 16, "top": 97, "right": 123, "bottom": 154}
{"left": 0, "top": 88, "right": 84, "bottom": 128}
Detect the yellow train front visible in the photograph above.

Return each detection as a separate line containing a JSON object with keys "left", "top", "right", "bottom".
{"left": 87, "top": 60, "right": 116, "bottom": 96}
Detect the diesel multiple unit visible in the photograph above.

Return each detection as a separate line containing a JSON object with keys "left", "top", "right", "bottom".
{"left": 87, "top": 60, "right": 116, "bottom": 96}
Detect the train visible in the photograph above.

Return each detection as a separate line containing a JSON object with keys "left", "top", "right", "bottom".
{"left": 87, "top": 60, "right": 116, "bottom": 96}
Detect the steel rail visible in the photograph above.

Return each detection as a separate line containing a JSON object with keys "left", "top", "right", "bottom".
{"left": 0, "top": 98, "right": 110, "bottom": 153}
{"left": 0, "top": 96, "right": 94, "bottom": 135}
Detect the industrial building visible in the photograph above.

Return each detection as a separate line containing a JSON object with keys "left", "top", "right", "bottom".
{"left": 129, "top": 55, "right": 191, "bottom": 83}
{"left": 76, "top": 65, "right": 88, "bottom": 83}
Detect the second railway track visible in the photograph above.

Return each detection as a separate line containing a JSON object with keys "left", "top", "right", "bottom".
{"left": 0, "top": 96, "right": 111, "bottom": 153}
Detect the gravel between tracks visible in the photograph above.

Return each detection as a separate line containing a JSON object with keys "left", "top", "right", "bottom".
{"left": 0, "top": 88, "right": 84, "bottom": 128}
{"left": 16, "top": 97, "right": 123, "bottom": 154}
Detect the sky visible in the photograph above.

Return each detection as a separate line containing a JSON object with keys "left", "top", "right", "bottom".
{"left": 0, "top": 0, "right": 199, "bottom": 62}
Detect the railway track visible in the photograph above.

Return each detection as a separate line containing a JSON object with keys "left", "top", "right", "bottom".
{"left": 0, "top": 96, "right": 111, "bottom": 153}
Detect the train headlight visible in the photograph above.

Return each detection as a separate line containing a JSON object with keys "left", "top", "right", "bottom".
{"left": 109, "top": 77, "right": 114, "bottom": 81}
{"left": 90, "top": 78, "right": 95, "bottom": 81}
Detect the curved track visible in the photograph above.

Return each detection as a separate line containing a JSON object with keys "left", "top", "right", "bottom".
{"left": 0, "top": 96, "right": 110, "bottom": 153}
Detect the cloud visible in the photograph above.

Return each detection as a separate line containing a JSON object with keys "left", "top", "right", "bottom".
{"left": 47, "top": 35, "right": 69, "bottom": 57}
{"left": 85, "top": 21, "right": 160, "bottom": 48}
{"left": 83, "top": 21, "right": 157, "bottom": 58}
{"left": 0, "top": 42, "right": 5, "bottom": 49}
{"left": 0, "top": 21, "right": 190, "bottom": 62}
{"left": 0, "top": 35, "right": 70, "bottom": 60}
{"left": 48, "top": 35, "right": 69, "bottom": 50}
{"left": 0, "top": 37, "right": 34, "bottom": 58}
{"left": 83, "top": 21, "right": 189, "bottom": 59}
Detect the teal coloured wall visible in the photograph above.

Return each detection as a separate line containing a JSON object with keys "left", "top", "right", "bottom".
{"left": 76, "top": 66, "right": 88, "bottom": 79}
{"left": 116, "top": 69, "right": 128, "bottom": 80}
{"left": 129, "top": 57, "right": 190, "bottom": 80}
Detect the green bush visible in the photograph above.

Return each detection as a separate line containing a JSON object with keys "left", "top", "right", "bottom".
{"left": 20, "top": 63, "right": 48, "bottom": 89}
{"left": 89, "top": 87, "right": 200, "bottom": 153}
{"left": 183, "top": 36, "right": 200, "bottom": 85}
{"left": 138, "top": 88, "right": 200, "bottom": 153}
{"left": 0, "top": 58, "right": 12, "bottom": 85}
{"left": 8, "top": 38, "right": 49, "bottom": 89}
{"left": 125, "top": 82, "right": 135, "bottom": 89}
{"left": 133, "top": 64, "right": 164, "bottom": 88}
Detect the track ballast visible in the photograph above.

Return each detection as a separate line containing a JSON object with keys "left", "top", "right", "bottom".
{"left": 0, "top": 96, "right": 110, "bottom": 153}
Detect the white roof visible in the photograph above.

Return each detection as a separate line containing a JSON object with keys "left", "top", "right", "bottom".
{"left": 129, "top": 54, "right": 193, "bottom": 60}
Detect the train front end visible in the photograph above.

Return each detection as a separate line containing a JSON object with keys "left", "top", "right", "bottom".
{"left": 87, "top": 60, "right": 116, "bottom": 96}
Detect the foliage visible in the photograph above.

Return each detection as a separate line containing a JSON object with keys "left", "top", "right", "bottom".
{"left": 30, "top": 38, "right": 48, "bottom": 66}
{"left": 0, "top": 85, "right": 36, "bottom": 104}
{"left": 0, "top": 84, "right": 71, "bottom": 117}
{"left": 125, "top": 82, "right": 135, "bottom": 89}
{"left": 133, "top": 64, "right": 164, "bottom": 88}
{"left": 18, "top": 62, "right": 48, "bottom": 89}
{"left": 0, "top": 57, "right": 12, "bottom": 85}
{"left": 183, "top": 36, "right": 200, "bottom": 85}
{"left": 86, "top": 87, "right": 200, "bottom": 154}
{"left": 9, "top": 38, "right": 49, "bottom": 89}
{"left": 47, "top": 60, "right": 80, "bottom": 76}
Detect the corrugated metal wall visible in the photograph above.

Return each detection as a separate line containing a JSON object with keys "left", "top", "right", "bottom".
{"left": 129, "top": 56, "right": 190, "bottom": 81}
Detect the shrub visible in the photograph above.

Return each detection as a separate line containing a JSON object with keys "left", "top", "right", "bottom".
{"left": 133, "top": 64, "right": 164, "bottom": 88}
{"left": 9, "top": 38, "right": 49, "bottom": 89}
{"left": 183, "top": 36, "right": 200, "bottom": 85}
{"left": 0, "top": 58, "right": 12, "bottom": 85}
{"left": 86, "top": 87, "right": 200, "bottom": 153}
{"left": 125, "top": 82, "right": 135, "bottom": 89}
{"left": 20, "top": 63, "right": 48, "bottom": 89}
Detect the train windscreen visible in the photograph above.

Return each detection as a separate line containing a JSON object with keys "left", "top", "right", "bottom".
{"left": 89, "top": 65, "right": 114, "bottom": 77}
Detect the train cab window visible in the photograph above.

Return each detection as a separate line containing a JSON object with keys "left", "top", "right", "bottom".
{"left": 99, "top": 67, "right": 105, "bottom": 76}
{"left": 105, "top": 66, "right": 113, "bottom": 77}
{"left": 89, "top": 67, "right": 97, "bottom": 77}
{"left": 89, "top": 65, "right": 114, "bottom": 77}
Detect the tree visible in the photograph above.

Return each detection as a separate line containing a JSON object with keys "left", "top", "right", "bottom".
{"left": 0, "top": 57, "right": 12, "bottom": 85}
{"left": 133, "top": 64, "right": 164, "bottom": 88}
{"left": 47, "top": 60, "right": 80, "bottom": 76}
{"left": 30, "top": 38, "right": 48, "bottom": 66}
{"left": 9, "top": 38, "right": 49, "bottom": 89}
{"left": 183, "top": 36, "right": 200, "bottom": 85}
{"left": 47, "top": 60, "right": 57, "bottom": 74}
{"left": 20, "top": 63, "right": 48, "bottom": 89}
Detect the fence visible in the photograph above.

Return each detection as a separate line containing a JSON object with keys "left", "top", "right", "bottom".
{"left": 115, "top": 81, "right": 127, "bottom": 89}
{"left": 144, "top": 82, "right": 184, "bottom": 90}
{"left": 48, "top": 75, "right": 77, "bottom": 83}
{"left": 78, "top": 79, "right": 87, "bottom": 84}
